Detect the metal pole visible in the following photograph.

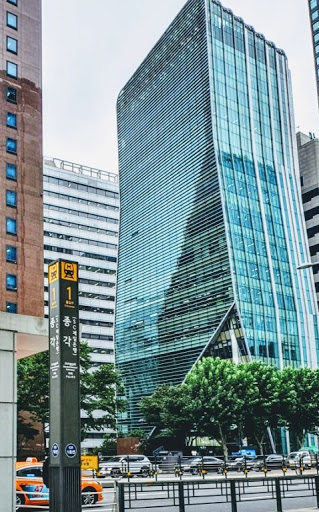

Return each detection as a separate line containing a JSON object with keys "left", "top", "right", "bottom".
{"left": 315, "top": 475, "right": 319, "bottom": 508}
{"left": 117, "top": 482, "right": 125, "bottom": 512}
{"left": 275, "top": 479, "right": 283, "bottom": 512}
{"left": 178, "top": 481, "right": 185, "bottom": 512}
{"left": 48, "top": 260, "right": 81, "bottom": 512}
{"left": 230, "top": 480, "right": 237, "bottom": 512}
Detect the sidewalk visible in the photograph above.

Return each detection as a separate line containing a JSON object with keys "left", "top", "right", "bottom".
{"left": 282, "top": 509, "right": 318, "bottom": 511}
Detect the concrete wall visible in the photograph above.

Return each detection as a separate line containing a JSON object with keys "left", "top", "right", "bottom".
{"left": 0, "top": 329, "right": 16, "bottom": 512}
{"left": 0, "top": 312, "right": 47, "bottom": 511}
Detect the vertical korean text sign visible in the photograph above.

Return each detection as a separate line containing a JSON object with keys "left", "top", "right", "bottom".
{"left": 48, "top": 260, "right": 81, "bottom": 509}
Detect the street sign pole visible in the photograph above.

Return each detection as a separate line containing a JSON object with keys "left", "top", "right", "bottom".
{"left": 48, "top": 259, "right": 81, "bottom": 511}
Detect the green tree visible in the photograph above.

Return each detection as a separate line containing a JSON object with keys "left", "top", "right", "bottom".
{"left": 96, "top": 434, "right": 117, "bottom": 456}
{"left": 279, "top": 366, "right": 319, "bottom": 449}
{"left": 17, "top": 351, "right": 49, "bottom": 452}
{"left": 140, "top": 384, "right": 197, "bottom": 449}
{"left": 238, "top": 361, "right": 282, "bottom": 455}
{"left": 185, "top": 357, "right": 248, "bottom": 459}
{"left": 17, "top": 342, "right": 125, "bottom": 453}
{"left": 80, "top": 347, "right": 125, "bottom": 437}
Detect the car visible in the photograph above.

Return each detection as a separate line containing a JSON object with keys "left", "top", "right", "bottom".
{"left": 249, "top": 454, "right": 288, "bottom": 472}
{"left": 288, "top": 451, "right": 316, "bottom": 469}
{"left": 16, "top": 458, "right": 103, "bottom": 510}
{"left": 187, "top": 456, "right": 224, "bottom": 474}
{"left": 97, "top": 455, "right": 153, "bottom": 478}
{"left": 225, "top": 455, "right": 258, "bottom": 473}
{"left": 174, "top": 457, "right": 202, "bottom": 473}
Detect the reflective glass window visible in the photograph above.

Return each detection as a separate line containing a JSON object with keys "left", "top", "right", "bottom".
{"left": 7, "top": 112, "right": 17, "bottom": 128}
{"left": 6, "top": 190, "right": 17, "bottom": 207}
{"left": 6, "top": 61, "right": 17, "bottom": 78}
{"left": 313, "top": 11, "right": 319, "bottom": 21}
{"left": 311, "top": 0, "right": 318, "bottom": 8}
{"left": 314, "top": 21, "right": 319, "bottom": 31}
{"left": 6, "top": 273, "right": 17, "bottom": 290}
{"left": 6, "top": 86, "right": 17, "bottom": 103}
{"left": 6, "top": 217, "right": 17, "bottom": 234}
{"left": 6, "top": 302, "right": 17, "bottom": 313}
{"left": 6, "top": 12, "right": 17, "bottom": 29}
{"left": 6, "top": 36, "right": 17, "bottom": 54}
{"left": 6, "top": 245, "right": 17, "bottom": 263}
{"left": 6, "top": 138, "right": 17, "bottom": 154}
{"left": 6, "top": 162, "right": 17, "bottom": 180}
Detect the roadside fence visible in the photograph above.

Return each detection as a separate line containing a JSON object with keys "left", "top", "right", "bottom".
{"left": 115, "top": 474, "right": 319, "bottom": 511}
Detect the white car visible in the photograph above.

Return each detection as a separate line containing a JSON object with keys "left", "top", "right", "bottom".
{"left": 97, "top": 455, "right": 153, "bottom": 478}
{"left": 288, "top": 451, "right": 316, "bottom": 469}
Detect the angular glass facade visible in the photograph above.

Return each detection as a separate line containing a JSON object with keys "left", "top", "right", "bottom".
{"left": 309, "top": 0, "right": 319, "bottom": 107}
{"left": 116, "top": 0, "right": 319, "bottom": 432}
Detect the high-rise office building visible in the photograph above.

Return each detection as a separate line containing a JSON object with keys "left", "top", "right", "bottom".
{"left": 308, "top": 0, "right": 319, "bottom": 107}
{"left": 116, "top": 0, "right": 319, "bottom": 431}
{"left": 43, "top": 157, "right": 119, "bottom": 448}
{"left": 297, "top": 131, "right": 319, "bottom": 305}
{"left": 0, "top": 2, "right": 45, "bottom": 508}
{"left": 0, "top": 0, "right": 43, "bottom": 316}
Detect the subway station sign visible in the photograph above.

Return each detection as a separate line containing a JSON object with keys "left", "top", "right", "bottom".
{"left": 48, "top": 259, "right": 80, "bottom": 468}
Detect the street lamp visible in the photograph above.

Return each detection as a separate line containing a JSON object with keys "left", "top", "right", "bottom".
{"left": 296, "top": 262, "right": 314, "bottom": 270}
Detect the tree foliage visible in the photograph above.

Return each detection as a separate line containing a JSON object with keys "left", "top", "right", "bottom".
{"left": 139, "top": 357, "right": 319, "bottom": 455}
{"left": 17, "top": 342, "right": 125, "bottom": 452}
{"left": 237, "top": 361, "right": 283, "bottom": 454}
{"left": 279, "top": 366, "right": 319, "bottom": 449}
{"left": 140, "top": 384, "right": 197, "bottom": 449}
{"left": 185, "top": 358, "right": 248, "bottom": 458}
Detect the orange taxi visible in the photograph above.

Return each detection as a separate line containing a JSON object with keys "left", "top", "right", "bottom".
{"left": 16, "top": 458, "right": 103, "bottom": 510}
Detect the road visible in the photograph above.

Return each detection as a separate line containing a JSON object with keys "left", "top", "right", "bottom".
{"left": 85, "top": 469, "right": 319, "bottom": 512}
{"left": 31, "top": 470, "right": 319, "bottom": 511}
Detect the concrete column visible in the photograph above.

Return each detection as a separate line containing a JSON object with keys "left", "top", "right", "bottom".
{"left": 0, "top": 329, "right": 16, "bottom": 512}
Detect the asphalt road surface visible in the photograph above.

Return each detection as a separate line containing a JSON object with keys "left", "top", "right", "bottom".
{"left": 30, "top": 470, "right": 319, "bottom": 511}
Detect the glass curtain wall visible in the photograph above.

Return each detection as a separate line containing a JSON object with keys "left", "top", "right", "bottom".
{"left": 116, "top": 0, "right": 319, "bottom": 432}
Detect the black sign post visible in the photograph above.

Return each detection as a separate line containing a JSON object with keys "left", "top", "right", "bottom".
{"left": 48, "top": 259, "right": 81, "bottom": 511}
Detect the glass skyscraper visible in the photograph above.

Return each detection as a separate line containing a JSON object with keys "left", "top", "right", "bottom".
{"left": 309, "top": 0, "right": 319, "bottom": 107}
{"left": 116, "top": 0, "right": 319, "bottom": 432}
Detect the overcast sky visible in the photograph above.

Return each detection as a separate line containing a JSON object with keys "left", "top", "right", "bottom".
{"left": 42, "top": 0, "right": 319, "bottom": 173}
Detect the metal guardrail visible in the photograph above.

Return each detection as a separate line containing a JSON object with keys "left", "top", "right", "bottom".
{"left": 115, "top": 475, "right": 319, "bottom": 511}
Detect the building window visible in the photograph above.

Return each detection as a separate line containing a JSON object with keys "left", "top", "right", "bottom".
{"left": 6, "top": 273, "right": 17, "bottom": 291}
{"left": 6, "top": 61, "right": 17, "bottom": 78}
{"left": 7, "top": 112, "right": 17, "bottom": 129}
{"left": 6, "top": 190, "right": 17, "bottom": 207}
{"left": 6, "top": 162, "right": 17, "bottom": 180}
{"left": 6, "top": 12, "right": 17, "bottom": 29}
{"left": 6, "top": 245, "right": 17, "bottom": 263}
{"left": 6, "top": 302, "right": 17, "bottom": 313}
{"left": 311, "top": 0, "right": 318, "bottom": 8}
{"left": 6, "top": 36, "right": 17, "bottom": 54}
{"left": 6, "top": 217, "right": 17, "bottom": 235}
{"left": 7, "top": 0, "right": 18, "bottom": 5}
{"left": 6, "top": 86, "right": 17, "bottom": 103}
{"left": 6, "top": 138, "right": 17, "bottom": 154}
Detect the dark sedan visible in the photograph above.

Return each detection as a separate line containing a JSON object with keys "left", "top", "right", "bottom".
{"left": 188, "top": 456, "right": 224, "bottom": 474}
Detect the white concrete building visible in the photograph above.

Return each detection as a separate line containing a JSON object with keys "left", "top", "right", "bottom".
{"left": 43, "top": 157, "right": 119, "bottom": 449}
